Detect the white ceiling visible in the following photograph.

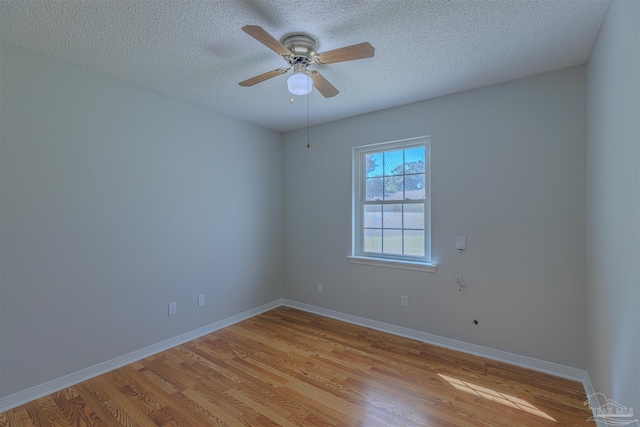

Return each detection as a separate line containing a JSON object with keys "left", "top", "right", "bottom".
{"left": 0, "top": 0, "right": 611, "bottom": 132}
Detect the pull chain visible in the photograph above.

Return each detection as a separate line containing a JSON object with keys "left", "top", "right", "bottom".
{"left": 307, "top": 84, "right": 310, "bottom": 148}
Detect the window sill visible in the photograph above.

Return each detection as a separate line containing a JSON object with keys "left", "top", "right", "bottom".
{"left": 347, "top": 256, "right": 437, "bottom": 272}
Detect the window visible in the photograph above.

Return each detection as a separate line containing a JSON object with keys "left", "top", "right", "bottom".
{"left": 349, "top": 137, "right": 434, "bottom": 271}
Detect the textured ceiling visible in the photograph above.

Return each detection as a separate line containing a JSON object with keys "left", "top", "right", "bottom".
{"left": 0, "top": 0, "right": 611, "bottom": 132}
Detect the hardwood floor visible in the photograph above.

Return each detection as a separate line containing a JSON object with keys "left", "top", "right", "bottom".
{"left": 0, "top": 307, "right": 593, "bottom": 426}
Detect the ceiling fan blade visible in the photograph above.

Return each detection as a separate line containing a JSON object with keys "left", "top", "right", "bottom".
{"left": 316, "top": 42, "right": 374, "bottom": 64}
{"left": 239, "top": 68, "right": 288, "bottom": 87}
{"left": 309, "top": 71, "right": 339, "bottom": 98}
{"left": 242, "top": 25, "right": 292, "bottom": 56}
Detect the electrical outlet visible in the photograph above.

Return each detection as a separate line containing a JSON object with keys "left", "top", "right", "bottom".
{"left": 197, "top": 294, "right": 205, "bottom": 307}
{"left": 401, "top": 295, "right": 408, "bottom": 308}
{"left": 317, "top": 283, "right": 324, "bottom": 294}
{"left": 168, "top": 302, "right": 177, "bottom": 316}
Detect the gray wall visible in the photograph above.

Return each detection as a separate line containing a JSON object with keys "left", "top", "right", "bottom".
{"left": 0, "top": 41, "right": 283, "bottom": 398}
{"left": 283, "top": 67, "right": 587, "bottom": 368}
{"left": 586, "top": 0, "right": 640, "bottom": 411}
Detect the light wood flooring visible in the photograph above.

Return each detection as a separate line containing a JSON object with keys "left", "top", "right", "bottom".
{"left": 0, "top": 306, "right": 593, "bottom": 426}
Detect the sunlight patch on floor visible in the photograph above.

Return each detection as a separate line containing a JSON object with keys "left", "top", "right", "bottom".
{"left": 361, "top": 389, "right": 430, "bottom": 426}
{"left": 438, "top": 373, "right": 557, "bottom": 422}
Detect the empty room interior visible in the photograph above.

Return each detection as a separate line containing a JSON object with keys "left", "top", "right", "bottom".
{"left": 0, "top": 0, "right": 639, "bottom": 426}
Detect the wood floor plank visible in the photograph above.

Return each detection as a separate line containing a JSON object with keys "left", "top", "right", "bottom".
{"left": 88, "top": 374, "right": 154, "bottom": 427}
{"left": 71, "top": 382, "right": 130, "bottom": 427}
{"left": 0, "top": 307, "right": 593, "bottom": 426}
{"left": 2, "top": 407, "right": 37, "bottom": 427}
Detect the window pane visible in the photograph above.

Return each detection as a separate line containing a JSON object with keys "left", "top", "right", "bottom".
{"left": 383, "top": 204, "right": 402, "bottom": 229}
{"left": 404, "top": 147, "right": 426, "bottom": 173}
{"left": 405, "top": 173, "right": 425, "bottom": 199}
{"left": 365, "top": 177, "right": 383, "bottom": 201}
{"left": 384, "top": 176, "right": 404, "bottom": 200}
{"left": 364, "top": 229, "right": 382, "bottom": 253}
{"left": 384, "top": 150, "right": 404, "bottom": 176}
{"left": 365, "top": 153, "right": 383, "bottom": 178}
{"left": 403, "top": 204, "right": 424, "bottom": 229}
{"left": 364, "top": 205, "right": 382, "bottom": 228}
{"left": 404, "top": 230, "right": 425, "bottom": 256}
{"left": 383, "top": 229, "right": 402, "bottom": 254}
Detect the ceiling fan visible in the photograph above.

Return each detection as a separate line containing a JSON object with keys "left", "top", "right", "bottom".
{"left": 239, "top": 25, "right": 374, "bottom": 98}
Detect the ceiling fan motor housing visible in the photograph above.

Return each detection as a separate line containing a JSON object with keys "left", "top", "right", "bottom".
{"left": 281, "top": 33, "right": 317, "bottom": 66}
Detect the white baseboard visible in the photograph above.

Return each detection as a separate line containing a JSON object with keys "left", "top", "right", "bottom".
{"left": 581, "top": 375, "right": 610, "bottom": 427}
{"left": 0, "top": 299, "right": 283, "bottom": 412}
{"left": 283, "top": 300, "right": 590, "bottom": 383}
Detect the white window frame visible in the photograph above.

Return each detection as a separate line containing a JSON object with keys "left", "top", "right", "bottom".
{"left": 348, "top": 136, "right": 436, "bottom": 272}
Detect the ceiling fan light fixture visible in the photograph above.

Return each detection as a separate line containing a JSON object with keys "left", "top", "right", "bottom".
{"left": 287, "top": 73, "right": 313, "bottom": 95}
{"left": 287, "top": 63, "right": 313, "bottom": 95}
